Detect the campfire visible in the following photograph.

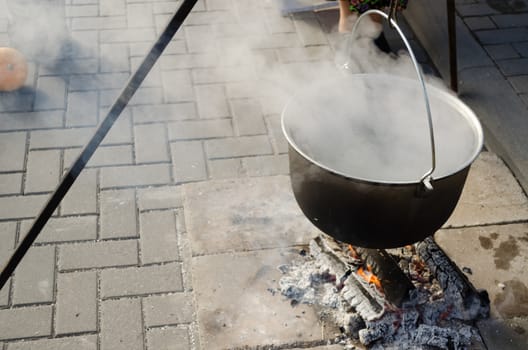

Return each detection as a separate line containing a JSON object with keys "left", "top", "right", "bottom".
{"left": 276, "top": 235, "right": 490, "bottom": 349}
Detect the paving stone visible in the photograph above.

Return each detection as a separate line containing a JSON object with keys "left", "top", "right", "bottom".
{"left": 485, "top": 44, "right": 520, "bottom": 60}
{"left": 129, "top": 87, "right": 164, "bottom": 106}
{"left": 161, "top": 70, "right": 194, "bottom": 103}
{"left": 65, "top": 4, "right": 98, "bottom": 17}
{"left": 39, "top": 58, "right": 99, "bottom": 76}
{"left": 160, "top": 53, "right": 217, "bottom": 70}
{"left": 71, "top": 16, "right": 127, "bottom": 30}
{"left": 100, "top": 28, "right": 156, "bottom": 43}
{"left": 137, "top": 185, "right": 183, "bottom": 211}
{"left": 508, "top": 75, "right": 528, "bottom": 93}
{"left": 100, "top": 189, "right": 137, "bottom": 239}
{"left": 100, "top": 298, "right": 143, "bottom": 350}
{"left": 205, "top": 135, "right": 273, "bottom": 159}
{"left": 230, "top": 99, "right": 266, "bottom": 136}
{"left": 0, "top": 173, "right": 22, "bottom": 195}
{"left": 12, "top": 245, "right": 55, "bottom": 305}
{"left": 100, "top": 262, "right": 183, "bottom": 298}
{"left": 192, "top": 66, "right": 254, "bottom": 85}
{"left": 64, "top": 145, "right": 133, "bottom": 168}
{"left": 212, "top": 22, "right": 267, "bottom": 38}
{"left": 476, "top": 28, "right": 528, "bottom": 45}
{"left": 192, "top": 249, "right": 336, "bottom": 349}
{"left": 100, "top": 163, "right": 172, "bottom": 188}
{"left": 20, "top": 215, "right": 97, "bottom": 243}
{"left": 445, "top": 152, "right": 528, "bottom": 227}
{"left": 170, "top": 141, "right": 208, "bottom": 182}
{"left": 435, "top": 223, "right": 528, "bottom": 324}
{"left": 243, "top": 155, "right": 289, "bottom": 176}
{"left": 6, "top": 335, "right": 97, "bottom": 350}
{"left": 0, "top": 306, "right": 52, "bottom": 341}
{"left": 130, "top": 58, "right": 161, "bottom": 88}
{"left": 293, "top": 17, "right": 328, "bottom": 46}
{"left": 491, "top": 13, "right": 528, "bottom": 28}
{"left": 100, "top": 43, "right": 130, "bottom": 73}
{"left": 0, "top": 92, "right": 35, "bottom": 114}
{"left": 464, "top": 16, "right": 496, "bottom": 30}
{"left": 457, "top": 3, "right": 500, "bottom": 16}
{"left": 59, "top": 168, "right": 97, "bottom": 215}
{"left": 30, "top": 127, "right": 93, "bottom": 149}
{"left": 225, "top": 81, "right": 259, "bottom": 99}
{"left": 146, "top": 327, "right": 190, "bottom": 350}
{"left": 140, "top": 210, "right": 179, "bottom": 264}
{"left": 0, "top": 132, "right": 26, "bottom": 172}
{"left": 513, "top": 41, "right": 528, "bottom": 57}
{"left": 59, "top": 239, "right": 138, "bottom": 271}
{"left": 127, "top": 3, "right": 154, "bottom": 28}
{"left": 497, "top": 58, "right": 528, "bottom": 76}
{"left": 55, "top": 271, "right": 97, "bottom": 334}
{"left": 69, "top": 73, "right": 130, "bottom": 91}
{"left": 266, "top": 115, "right": 289, "bottom": 154}
{"left": 250, "top": 33, "right": 302, "bottom": 49}
{"left": 66, "top": 91, "right": 98, "bottom": 127}
{"left": 0, "top": 221, "right": 16, "bottom": 261}
{"left": 184, "top": 25, "right": 216, "bottom": 53}
{"left": 0, "top": 194, "right": 48, "bottom": 220}
{"left": 144, "top": 293, "right": 194, "bottom": 326}
{"left": 133, "top": 103, "right": 197, "bottom": 123}
{"left": 184, "top": 176, "right": 318, "bottom": 255}
{"left": 70, "top": 30, "right": 99, "bottom": 59}
{"left": 24, "top": 150, "right": 61, "bottom": 193}
{"left": 168, "top": 119, "right": 233, "bottom": 140}
{"left": 134, "top": 123, "right": 169, "bottom": 163}
{"left": 0, "top": 111, "right": 63, "bottom": 131}
{"left": 207, "top": 158, "right": 245, "bottom": 179}
{"left": 195, "top": 84, "right": 229, "bottom": 118}
{"left": 277, "top": 46, "right": 334, "bottom": 63}
{"left": 100, "top": 0, "right": 125, "bottom": 16}
{"left": 153, "top": 2, "right": 179, "bottom": 14}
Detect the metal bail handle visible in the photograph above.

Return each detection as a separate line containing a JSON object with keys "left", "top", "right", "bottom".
{"left": 347, "top": 9, "right": 436, "bottom": 191}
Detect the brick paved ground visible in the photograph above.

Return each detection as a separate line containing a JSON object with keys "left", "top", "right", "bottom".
{"left": 0, "top": 0, "right": 527, "bottom": 349}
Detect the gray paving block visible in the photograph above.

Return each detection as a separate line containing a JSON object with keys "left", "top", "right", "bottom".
{"left": 230, "top": 99, "right": 266, "bottom": 136}
{"left": 205, "top": 135, "right": 273, "bottom": 159}
{"left": 192, "top": 249, "right": 336, "bottom": 350}
{"left": 100, "top": 263, "right": 183, "bottom": 298}
{"left": 129, "top": 87, "right": 164, "bottom": 106}
{"left": 184, "top": 25, "right": 216, "bottom": 53}
{"left": 133, "top": 103, "right": 197, "bottom": 123}
{"left": 6, "top": 335, "right": 97, "bottom": 350}
{"left": 12, "top": 245, "right": 55, "bottom": 305}
{"left": 0, "top": 194, "right": 48, "bottom": 220}
{"left": 0, "top": 173, "right": 21, "bottom": 195}
{"left": 457, "top": 3, "right": 500, "bottom": 16}
{"left": 24, "top": 150, "right": 61, "bottom": 193}
{"left": 146, "top": 327, "right": 190, "bottom": 350}
{"left": 100, "top": 28, "right": 156, "bottom": 43}
{"left": 0, "top": 111, "right": 63, "bottom": 131}
{"left": 186, "top": 10, "right": 237, "bottom": 26}
{"left": 168, "top": 119, "right": 234, "bottom": 140}
{"left": 207, "top": 158, "right": 245, "bottom": 179}
{"left": 244, "top": 155, "right": 289, "bottom": 176}
{"left": 508, "top": 75, "right": 528, "bottom": 93}
{"left": 69, "top": 73, "right": 129, "bottom": 91}
{"left": 140, "top": 210, "right": 179, "bottom": 264}
{"left": 66, "top": 4, "right": 98, "bottom": 17}
{"left": 39, "top": 58, "right": 98, "bottom": 76}
{"left": 20, "top": 215, "right": 97, "bottom": 244}
{"left": 100, "top": 164, "right": 172, "bottom": 188}
{"left": 170, "top": 141, "right": 208, "bottom": 183}
{"left": 134, "top": 123, "right": 169, "bottom": 163}
{"left": 0, "top": 306, "right": 52, "bottom": 341}
{"left": 100, "top": 0, "right": 125, "bottom": 16}
{"left": 250, "top": 33, "right": 302, "bottom": 49}
{"left": 127, "top": 3, "right": 154, "bottom": 28}
{"left": 70, "top": 30, "right": 99, "bottom": 59}
{"left": 0, "top": 132, "right": 26, "bottom": 172}
{"left": 160, "top": 53, "right": 217, "bottom": 70}
{"left": 130, "top": 58, "right": 161, "bottom": 88}
{"left": 277, "top": 46, "right": 333, "bottom": 63}
{"left": 55, "top": 271, "right": 97, "bottom": 335}
{"left": 66, "top": 91, "right": 98, "bottom": 127}
{"left": 137, "top": 185, "right": 183, "bottom": 211}
{"left": 153, "top": 2, "right": 180, "bottom": 14}
{"left": 59, "top": 239, "right": 138, "bottom": 271}
{"left": 192, "top": 66, "right": 254, "bottom": 85}
{"left": 293, "top": 17, "right": 328, "bottom": 46}
{"left": 64, "top": 145, "right": 133, "bottom": 168}
{"left": 161, "top": 70, "right": 194, "bottom": 103}
{"left": 485, "top": 44, "right": 520, "bottom": 60}
{"left": 34, "top": 76, "right": 66, "bottom": 110}
{"left": 195, "top": 84, "right": 230, "bottom": 119}
{"left": 491, "top": 13, "right": 528, "bottom": 28}
{"left": 30, "top": 127, "right": 93, "bottom": 149}
{"left": 60, "top": 168, "right": 97, "bottom": 215}
{"left": 100, "top": 43, "right": 130, "bottom": 73}
{"left": 266, "top": 115, "right": 289, "bottom": 154}
{"left": 183, "top": 176, "right": 318, "bottom": 255}
{"left": 476, "top": 27, "right": 528, "bottom": 45}
{"left": 513, "top": 41, "right": 528, "bottom": 57}
{"left": 71, "top": 16, "right": 127, "bottom": 30}
{"left": 225, "top": 81, "right": 259, "bottom": 99}
{"left": 100, "top": 298, "right": 143, "bottom": 350}
{"left": 101, "top": 109, "right": 133, "bottom": 145}
{"left": 497, "top": 58, "right": 528, "bottom": 76}
{"left": 100, "top": 189, "right": 137, "bottom": 239}
{"left": 144, "top": 293, "right": 195, "bottom": 326}
{"left": 445, "top": 152, "right": 528, "bottom": 227}
{"left": 0, "top": 222, "right": 16, "bottom": 262}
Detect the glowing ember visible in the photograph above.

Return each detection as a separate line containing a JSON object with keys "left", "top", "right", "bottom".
{"left": 348, "top": 244, "right": 360, "bottom": 259}
{"left": 357, "top": 265, "right": 382, "bottom": 290}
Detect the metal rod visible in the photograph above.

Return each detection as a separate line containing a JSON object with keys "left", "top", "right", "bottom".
{"left": 447, "top": 0, "right": 458, "bottom": 92}
{"left": 0, "top": 0, "right": 198, "bottom": 291}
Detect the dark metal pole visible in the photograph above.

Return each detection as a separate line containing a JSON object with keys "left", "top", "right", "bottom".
{"left": 0, "top": 0, "right": 198, "bottom": 291}
{"left": 447, "top": 0, "right": 458, "bottom": 92}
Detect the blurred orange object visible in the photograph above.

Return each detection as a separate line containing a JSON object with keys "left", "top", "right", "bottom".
{"left": 0, "top": 47, "right": 28, "bottom": 92}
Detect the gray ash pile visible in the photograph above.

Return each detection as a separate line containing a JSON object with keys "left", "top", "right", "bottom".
{"left": 276, "top": 236, "right": 490, "bottom": 349}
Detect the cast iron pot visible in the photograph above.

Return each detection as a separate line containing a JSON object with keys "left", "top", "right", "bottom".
{"left": 281, "top": 10, "right": 483, "bottom": 248}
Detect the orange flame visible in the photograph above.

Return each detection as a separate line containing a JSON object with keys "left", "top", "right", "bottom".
{"left": 357, "top": 265, "right": 382, "bottom": 290}
{"left": 348, "top": 244, "right": 360, "bottom": 259}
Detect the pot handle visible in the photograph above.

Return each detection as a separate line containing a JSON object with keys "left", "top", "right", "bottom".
{"left": 345, "top": 9, "right": 436, "bottom": 192}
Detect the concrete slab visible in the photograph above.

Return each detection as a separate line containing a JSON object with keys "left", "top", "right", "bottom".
{"left": 435, "top": 223, "right": 528, "bottom": 344}
{"left": 191, "top": 248, "right": 338, "bottom": 350}
{"left": 183, "top": 176, "right": 319, "bottom": 255}
{"left": 444, "top": 152, "right": 528, "bottom": 228}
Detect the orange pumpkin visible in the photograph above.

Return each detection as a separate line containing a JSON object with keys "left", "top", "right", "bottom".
{"left": 0, "top": 47, "right": 28, "bottom": 92}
